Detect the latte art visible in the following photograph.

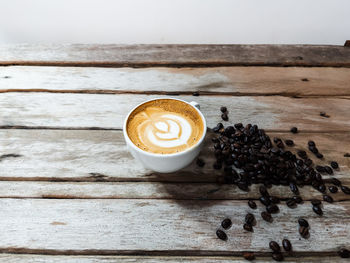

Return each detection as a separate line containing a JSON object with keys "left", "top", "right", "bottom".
{"left": 127, "top": 99, "right": 204, "bottom": 154}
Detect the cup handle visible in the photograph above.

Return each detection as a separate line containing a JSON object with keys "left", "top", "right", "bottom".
{"left": 189, "top": 101, "right": 200, "bottom": 110}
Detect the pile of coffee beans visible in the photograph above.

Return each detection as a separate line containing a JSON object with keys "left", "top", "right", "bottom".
{"left": 205, "top": 107, "right": 350, "bottom": 261}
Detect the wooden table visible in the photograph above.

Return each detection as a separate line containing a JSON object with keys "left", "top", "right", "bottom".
{"left": 0, "top": 44, "right": 350, "bottom": 262}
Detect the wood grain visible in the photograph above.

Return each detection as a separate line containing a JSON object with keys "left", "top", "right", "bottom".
{"left": 0, "top": 130, "right": 349, "bottom": 185}
{"left": 0, "top": 199, "right": 348, "bottom": 253}
{"left": 1, "top": 66, "right": 350, "bottom": 96}
{"left": 0, "top": 44, "right": 350, "bottom": 67}
{"left": 1, "top": 93, "right": 349, "bottom": 131}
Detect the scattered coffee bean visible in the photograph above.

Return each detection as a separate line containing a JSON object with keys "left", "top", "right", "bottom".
{"left": 259, "top": 185, "right": 269, "bottom": 196}
{"left": 329, "top": 186, "right": 338, "bottom": 193}
{"left": 269, "top": 241, "right": 281, "bottom": 252}
{"left": 243, "top": 252, "right": 255, "bottom": 260}
{"left": 338, "top": 248, "right": 350, "bottom": 258}
{"left": 341, "top": 185, "right": 350, "bottom": 195}
{"left": 267, "top": 204, "right": 279, "bottom": 214}
{"left": 192, "top": 91, "right": 199, "bottom": 96}
{"left": 290, "top": 127, "right": 298, "bottom": 133}
{"left": 324, "top": 166, "right": 333, "bottom": 175}
{"left": 298, "top": 218, "right": 309, "bottom": 228}
{"left": 221, "top": 218, "right": 232, "bottom": 229}
{"left": 299, "top": 226, "right": 309, "bottom": 238}
{"left": 320, "top": 111, "right": 330, "bottom": 118}
{"left": 216, "top": 229, "right": 227, "bottom": 240}
{"left": 282, "top": 239, "right": 292, "bottom": 251}
{"left": 220, "top": 106, "right": 227, "bottom": 113}
{"left": 261, "top": 211, "right": 273, "bottom": 222}
{"left": 301, "top": 78, "right": 309, "bottom": 81}
{"left": 316, "top": 165, "right": 326, "bottom": 173}
{"left": 316, "top": 153, "right": 324, "bottom": 159}
{"left": 323, "top": 194, "right": 333, "bottom": 203}
{"left": 318, "top": 184, "right": 326, "bottom": 193}
{"left": 269, "top": 196, "right": 280, "bottom": 204}
{"left": 285, "top": 139, "right": 294, "bottom": 146}
{"left": 331, "top": 178, "right": 342, "bottom": 186}
{"left": 311, "top": 199, "right": 321, "bottom": 206}
{"left": 344, "top": 153, "right": 350, "bottom": 157}
{"left": 248, "top": 200, "right": 257, "bottom": 209}
{"left": 243, "top": 223, "right": 253, "bottom": 232}
{"left": 312, "top": 205, "right": 323, "bottom": 216}
{"left": 330, "top": 161, "right": 339, "bottom": 169}
{"left": 286, "top": 198, "right": 296, "bottom": 208}
{"left": 245, "top": 213, "right": 255, "bottom": 226}
{"left": 293, "top": 196, "right": 303, "bottom": 204}
{"left": 308, "top": 140, "right": 316, "bottom": 147}
{"left": 289, "top": 182, "right": 299, "bottom": 194}
{"left": 196, "top": 158, "right": 205, "bottom": 167}
{"left": 259, "top": 196, "right": 271, "bottom": 206}
{"left": 272, "top": 252, "right": 284, "bottom": 261}
{"left": 221, "top": 113, "right": 228, "bottom": 121}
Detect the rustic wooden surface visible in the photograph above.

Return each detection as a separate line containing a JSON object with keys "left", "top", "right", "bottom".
{"left": 0, "top": 44, "right": 349, "bottom": 262}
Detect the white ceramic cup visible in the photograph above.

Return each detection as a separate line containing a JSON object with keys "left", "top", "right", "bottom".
{"left": 123, "top": 98, "right": 207, "bottom": 173}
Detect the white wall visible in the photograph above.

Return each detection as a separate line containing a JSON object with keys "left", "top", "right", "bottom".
{"left": 0, "top": 0, "right": 349, "bottom": 44}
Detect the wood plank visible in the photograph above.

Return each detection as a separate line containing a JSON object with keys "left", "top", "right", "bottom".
{"left": 1, "top": 93, "right": 349, "bottom": 131}
{"left": 1, "top": 66, "right": 350, "bottom": 96}
{"left": 0, "top": 254, "right": 347, "bottom": 263}
{"left": 0, "top": 199, "right": 348, "bottom": 253}
{"left": 0, "top": 44, "right": 350, "bottom": 67}
{"left": 1, "top": 130, "right": 349, "bottom": 185}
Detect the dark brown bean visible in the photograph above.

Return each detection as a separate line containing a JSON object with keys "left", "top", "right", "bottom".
{"left": 261, "top": 211, "right": 273, "bottom": 223}
{"left": 221, "top": 113, "right": 228, "bottom": 121}
{"left": 323, "top": 195, "right": 333, "bottom": 203}
{"left": 221, "top": 218, "right": 232, "bottom": 229}
{"left": 330, "top": 161, "right": 339, "bottom": 169}
{"left": 298, "top": 218, "right": 309, "bottom": 228}
{"left": 272, "top": 252, "right": 284, "bottom": 261}
{"left": 243, "top": 223, "right": 253, "bottom": 232}
{"left": 286, "top": 198, "right": 296, "bottom": 208}
{"left": 341, "top": 186, "right": 350, "bottom": 195}
{"left": 316, "top": 165, "right": 326, "bottom": 173}
{"left": 243, "top": 252, "right": 255, "bottom": 260}
{"left": 269, "top": 196, "right": 280, "bottom": 204}
{"left": 245, "top": 213, "right": 255, "bottom": 226}
{"left": 216, "top": 229, "right": 227, "bottom": 240}
{"left": 266, "top": 204, "right": 279, "bottom": 214}
{"left": 269, "top": 241, "right": 281, "bottom": 252}
{"left": 316, "top": 152, "right": 324, "bottom": 159}
{"left": 331, "top": 178, "right": 341, "bottom": 186}
{"left": 196, "top": 158, "right": 205, "bottom": 167}
{"left": 308, "top": 140, "right": 316, "bottom": 147}
{"left": 318, "top": 184, "right": 326, "bottom": 193}
{"left": 344, "top": 153, "right": 350, "bottom": 157}
{"left": 259, "top": 185, "right": 269, "bottom": 196}
{"left": 293, "top": 196, "right": 303, "bottom": 204}
{"left": 282, "top": 239, "right": 292, "bottom": 251}
{"left": 289, "top": 182, "right": 299, "bottom": 194}
{"left": 329, "top": 186, "right": 338, "bottom": 193}
{"left": 290, "top": 127, "right": 298, "bottom": 133}
{"left": 312, "top": 205, "right": 323, "bottom": 216}
{"left": 248, "top": 200, "right": 257, "bottom": 209}
{"left": 324, "top": 166, "right": 333, "bottom": 175}
{"left": 285, "top": 139, "right": 294, "bottom": 146}
{"left": 338, "top": 248, "right": 350, "bottom": 258}
{"left": 220, "top": 106, "right": 227, "bottom": 113}
{"left": 299, "top": 226, "right": 309, "bottom": 238}
{"left": 259, "top": 196, "right": 271, "bottom": 206}
{"left": 311, "top": 199, "right": 321, "bottom": 206}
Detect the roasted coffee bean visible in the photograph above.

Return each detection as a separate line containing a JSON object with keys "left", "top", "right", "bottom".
{"left": 234, "top": 123, "right": 243, "bottom": 129}
{"left": 272, "top": 252, "right": 284, "bottom": 261}
{"left": 285, "top": 139, "right": 294, "bottom": 146}
{"left": 216, "top": 229, "right": 227, "bottom": 240}
{"left": 243, "top": 223, "right": 253, "bottom": 232}
{"left": 318, "top": 184, "right": 326, "bottom": 193}
{"left": 331, "top": 178, "right": 342, "bottom": 186}
{"left": 269, "top": 241, "right": 281, "bottom": 252}
{"left": 221, "top": 218, "right": 232, "bottom": 229}
{"left": 269, "top": 196, "right": 280, "bottom": 204}
{"left": 299, "top": 226, "right": 309, "bottom": 238}
{"left": 320, "top": 111, "right": 330, "bottom": 117}
{"left": 311, "top": 199, "right": 321, "bottom": 206}
{"left": 341, "top": 185, "right": 350, "bottom": 195}
{"left": 267, "top": 204, "right": 279, "bottom": 214}
{"left": 304, "top": 158, "right": 313, "bottom": 166}
{"left": 196, "top": 158, "right": 205, "bottom": 167}
{"left": 282, "top": 239, "right": 292, "bottom": 251}
{"left": 261, "top": 211, "right": 273, "bottom": 222}
{"left": 329, "top": 186, "right": 338, "bottom": 193}
{"left": 289, "top": 182, "right": 299, "bottom": 194}
{"left": 316, "top": 152, "right": 324, "bottom": 159}
{"left": 323, "top": 194, "right": 333, "bottom": 203}
{"left": 338, "top": 248, "right": 350, "bottom": 258}
{"left": 324, "top": 166, "right": 333, "bottom": 175}
{"left": 220, "top": 106, "right": 227, "bottom": 113}
{"left": 221, "top": 113, "right": 228, "bottom": 121}
{"left": 312, "top": 205, "right": 323, "bottom": 216}
{"left": 298, "top": 218, "right": 309, "bottom": 228}
{"left": 259, "top": 196, "right": 271, "bottom": 206}
{"left": 316, "top": 165, "right": 326, "bottom": 173}
{"left": 290, "top": 127, "right": 298, "bottom": 133}
{"left": 344, "top": 153, "right": 350, "bottom": 157}
{"left": 309, "top": 145, "right": 318, "bottom": 154}
{"left": 248, "top": 200, "right": 257, "bottom": 209}
{"left": 243, "top": 252, "right": 255, "bottom": 260}
{"left": 308, "top": 140, "right": 316, "bottom": 147}
{"left": 238, "top": 182, "right": 249, "bottom": 191}
{"left": 259, "top": 185, "right": 269, "bottom": 196}
{"left": 245, "top": 213, "right": 255, "bottom": 225}
{"left": 286, "top": 198, "right": 296, "bottom": 208}
{"left": 293, "top": 196, "right": 303, "bottom": 204}
{"left": 330, "top": 161, "right": 339, "bottom": 169}
{"left": 297, "top": 150, "right": 307, "bottom": 159}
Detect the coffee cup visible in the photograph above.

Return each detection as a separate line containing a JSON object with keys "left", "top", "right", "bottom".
{"left": 123, "top": 98, "right": 207, "bottom": 173}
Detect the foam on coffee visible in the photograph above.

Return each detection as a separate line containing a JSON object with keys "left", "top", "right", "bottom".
{"left": 127, "top": 99, "right": 204, "bottom": 154}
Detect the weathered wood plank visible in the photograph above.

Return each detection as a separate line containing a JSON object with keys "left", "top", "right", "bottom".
{"left": 0, "top": 254, "right": 347, "bottom": 263}
{"left": 0, "top": 199, "right": 348, "bottom": 253}
{"left": 1, "top": 66, "right": 350, "bottom": 96}
{"left": 1, "top": 93, "right": 349, "bottom": 131}
{"left": 0, "top": 130, "right": 349, "bottom": 185}
{"left": 0, "top": 44, "right": 350, "bottom": 67}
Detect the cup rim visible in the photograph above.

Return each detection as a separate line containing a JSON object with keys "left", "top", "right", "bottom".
{"left": 123, "top": 97, "right": 207, "bottom": 157}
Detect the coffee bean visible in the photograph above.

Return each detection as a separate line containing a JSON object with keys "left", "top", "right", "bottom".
{"left": 245, "top": 213, "right": 255, "bottom": 225}
{"left": 318, "top": 184, "right": 326, "bottom": 193}
{"left": 196, "top": 158, "right": 205, "bottom": 167}
{"left": 216, "top": 229, "right": 227, "bottom": 240}
{"left": 299, "top": 226, "right": 309, "bottom": 238}
{"left": 338, "top": 248, "right": 350, "bottom": 258}
{"left": 259, "top": 185, "right": 269, "bottom": 196}
{"left": 282, "top": 239, "right": 292, "bottom": 251}
{"left": 331, "top": 178, "right": 341, "bottom": 186}
{"left": 316, "top": 152, "right": 324, "bottom": 159}
{"left": 192, "top": 91, "right": 199, "bottom": 96}
{"left": 316, "top": 165, "right": 326, "bottom": 173}
{"left": 269, "top": 196, "right": 280, "bottom": 204}
{"left": 248, "top": 200, "right": 257, "bottom": 209}
{"left": 330, "top": 161, "right": 339, "bottom": 169}
{"left": 243, "top": 223, "right": 253, "bottom": 232}
{"left": 298, "top": 218, "right": 309, "bottom": 228}
{"left": 304, "top": 158, "right": 313, "bottom": 166}
{"left": 286, "top": 198, "right": 296, "bottom": 208}
{"left": 329, "top": 186, "right": 338, "bottom": 193}
{"left": 269, "top": 241, "right": 281, "bottom": 252}
{"left": 289, "top": 182, "right": 299, "bottom": 194}
{"left": 267, "top": 204, "right": 279, "bottom": 214}
{"left": 234, "top": 123, "right": 243, "bottom": 129}
{"left": 297, "top": 150, "right": 307, "bottom": 159}
{"left": 341, "top": 185, "right": 350, "bottom": 195}
{"left": 285, "top": 139, "right": 294, "bottom": 146}
{"left": 221, "top": 113, "right": 228, "bottom": 121}
{"left": 344, "top": 153, "right": 350, "bottom": 157}
{"left": 238, "top": 182, "right": 249, "bottom": 191}
{"left": 323, "top": 194, "right": 333, "bottom": 203}
{"left": 220, "top": 106, "right": 227, "bottom": 113}
{"left": 261, "top": 211, "right": 273, "bottom": 222}
{"left": 324, "top": 166, "right": 333, "bottom": 175}
{"left": 221, "top": 218, "right": 232, "bottom": 229}
{"left": 272, "top": 252, "right": 284, "bottom": 261}
{"left": 290, "top": 127, "right": 298, "bottom": 133}
{"left": 308, "top": 140, "right": 316, "bottom": 147}
{"left": 243, "top": 252, "right": 255, "bottom": 260}
{"left": 312, "top": 205, "right": 323, "bottom": 216}
{"left": 293, "top": 196, "right": 303, "bottom": 204}
{"left": 259, "top": 196, "right": 271, "bottom": 206}
{"left": 311, "top": 199, "right": 321, "bottom": 206}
